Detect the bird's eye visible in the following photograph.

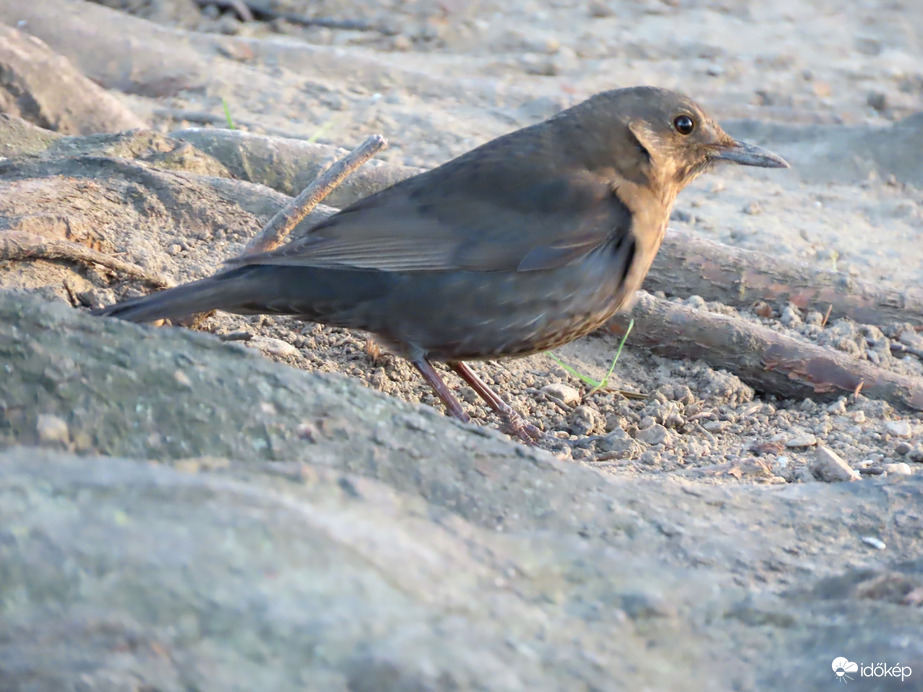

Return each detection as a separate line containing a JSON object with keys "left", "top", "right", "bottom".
{"left": 673, "top": 114, "right": 695, "bottom": 135}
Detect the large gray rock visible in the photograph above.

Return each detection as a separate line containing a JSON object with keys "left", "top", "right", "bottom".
{"left": 0, "top": 25, "right": 145, "bottom": 135}
{"left": 1, "top": 291, "right": 921, "bottom": 691}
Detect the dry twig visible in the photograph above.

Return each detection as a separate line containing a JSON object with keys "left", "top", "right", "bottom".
{"left": 0, "top": 230, "right": 173, "bottom": 288}
{"left": 242, "top": 134, "right": 387, "bottom": 256}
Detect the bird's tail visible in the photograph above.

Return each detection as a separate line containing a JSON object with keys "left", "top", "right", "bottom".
{"left": 92, "top": 266, "right": 265, "bottom": 323}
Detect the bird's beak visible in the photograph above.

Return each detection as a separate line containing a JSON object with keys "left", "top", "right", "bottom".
{"left": 710, "top": 139, "right": 789, "bottom": 168}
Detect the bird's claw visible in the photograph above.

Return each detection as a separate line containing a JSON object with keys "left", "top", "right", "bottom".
{"left": 499, "top": 410, "right": 546, "bottom": 445}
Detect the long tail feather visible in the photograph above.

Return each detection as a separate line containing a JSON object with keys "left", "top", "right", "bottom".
{"left": 92, "top": 268, "right": 258, "bottom": 323}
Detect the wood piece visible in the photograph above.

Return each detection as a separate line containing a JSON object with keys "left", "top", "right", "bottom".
{"left": 647, "top": 226, "right": 923, "bottom": 327}
{"left": 0, "top": 231, "right": 172, "bottom": 288}
{"left": 610, "top": 291, "right": 923, "bottom": 412}
{"left": 242, "top": 134, "right": 387, "bottom": 255}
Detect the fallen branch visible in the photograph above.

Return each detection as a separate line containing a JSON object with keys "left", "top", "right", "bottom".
{"left": 0, "top": 230, "right": 173, "bottom": 288}
{"left": 242, "top": 134, "right": 387, "bottom": 255}
{"left": 648, "top": 227, "right": 923, "bottom": 327}
{"left": 610, "top": 291, "right": 923, "bottom": 412}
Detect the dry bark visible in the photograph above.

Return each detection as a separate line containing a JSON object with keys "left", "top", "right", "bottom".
{"left": 649, "top": 227, "right": 923, "bottom": 327}
{"left": 242, "top": 134, "right": 388, "bottom": 255}
{"left": 0, "top": 231, "right": 171, "bottom": 288}
{"left": 610, "top": 292, "right": 923, "bottom": 412}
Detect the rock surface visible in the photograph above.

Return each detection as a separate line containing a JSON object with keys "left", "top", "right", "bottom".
{"left": 1, "top": 291, "right": 922, "bottom": 691}
{"left": 0, "top": 25, "right": 146, "bottom": 134}
{"left": 0, "top": 0, "right": 921, "bottom": 688}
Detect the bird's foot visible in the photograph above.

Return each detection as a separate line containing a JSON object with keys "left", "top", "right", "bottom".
{"left": 498, "top": 410, "right": 545, "bottom": 445}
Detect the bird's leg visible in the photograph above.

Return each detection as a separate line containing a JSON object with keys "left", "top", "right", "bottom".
{"left": 412, "top": 358, "right": 470, "bottom": 422}
{"left": 449, "top": 362, "right": 543, "bottom": 443}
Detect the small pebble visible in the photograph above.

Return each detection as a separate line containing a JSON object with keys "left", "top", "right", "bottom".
{"left": 72, "top": 431, "right": 93, "bottom": 452}
{"left": 812, "top": 446, "right": 860, "bottom": 482}
{"left": 569, "top": 405, "right": 599, "bottom": 436}
{"left": 885, "top": 420, "right": 911, "bottom": 438}
{"left": 597, "top": 427, "right": 642, "bottom": 456}
{"left": 218, "top": 13, "right": 242, "bottom": 35}
{"left": 883, "top": 462, "right": 912, "bottom": 476}
{"left": 637, "top": 423, "right": 668, "bottom": 446}
{"left": 772, "top": 455, "right": 790, "bottom": 476}
{"left": 866, "top": 91, "right": 887, "bottom": 112}
{"left": 786, "top": 433, "right": 817, "bottom": 448}
{"left": 805, "top": 310, "right": 825, "bottom": 327}
{"left": 391, "top": 35, "right": 412, "bottom": 51}
{"left": 36, "top": 413, "right": 69, "bottom": 445}
{"left": 780, "top": 305, "right": 802, "bottom": 327}
{"left": 248, "top": 336, "right": 298, "bottom": 358}
{"left": 588, "top": 0, "right": 615, "bottom": 17}
{"left": 752, "top": 301, "right": 774, "bottom": 318}
{"left": 861, "top": 536, "right": 886, "bottom": 550}
{"left": 826, "top": 398, "right": 847, "bottom": 415}
{"left": 541, "top": 382, "right": 580, "bottom": 406}
{"left": 685, "top": 295, "right": 707, "bottom": 310}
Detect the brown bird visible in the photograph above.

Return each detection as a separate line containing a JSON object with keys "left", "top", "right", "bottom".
{"left": 94, "top": 87, "right": 787, "bottom": 441}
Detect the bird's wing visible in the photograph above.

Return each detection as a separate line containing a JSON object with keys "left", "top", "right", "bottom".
{"left": 236, "top": 156, "right": 632, "bottom": 274}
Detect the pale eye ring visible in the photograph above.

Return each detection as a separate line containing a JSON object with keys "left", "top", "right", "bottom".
{"left": 673, "top": 114, "right": 695, "bottom": 135}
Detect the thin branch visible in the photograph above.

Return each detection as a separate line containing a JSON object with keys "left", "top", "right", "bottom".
{"left": 0, "top": 231, "right": 173, "bottom": 288}
{"left": 241, "top": 134, "right": 387, "bottom": 256}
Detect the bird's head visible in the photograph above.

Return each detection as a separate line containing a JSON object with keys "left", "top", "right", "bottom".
{"left": 569, "top": 87, "right": 788, "bottom": 197}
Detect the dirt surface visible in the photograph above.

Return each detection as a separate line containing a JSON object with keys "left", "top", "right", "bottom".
{"left": 1, "top": 2, "right": 922, "bottom": 690}
{"left": 2, "top": 293, "right": 922, "bottom": 692}
{"left": 1, "top": 0, "right": 921, "bottom": 474}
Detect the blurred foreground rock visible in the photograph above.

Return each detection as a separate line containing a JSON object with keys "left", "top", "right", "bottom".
{"left": 0, "top": 291, "right": 921, "bottom": 691}
{"left": 0, "top": 25, "right": 145, "bottom": 135}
